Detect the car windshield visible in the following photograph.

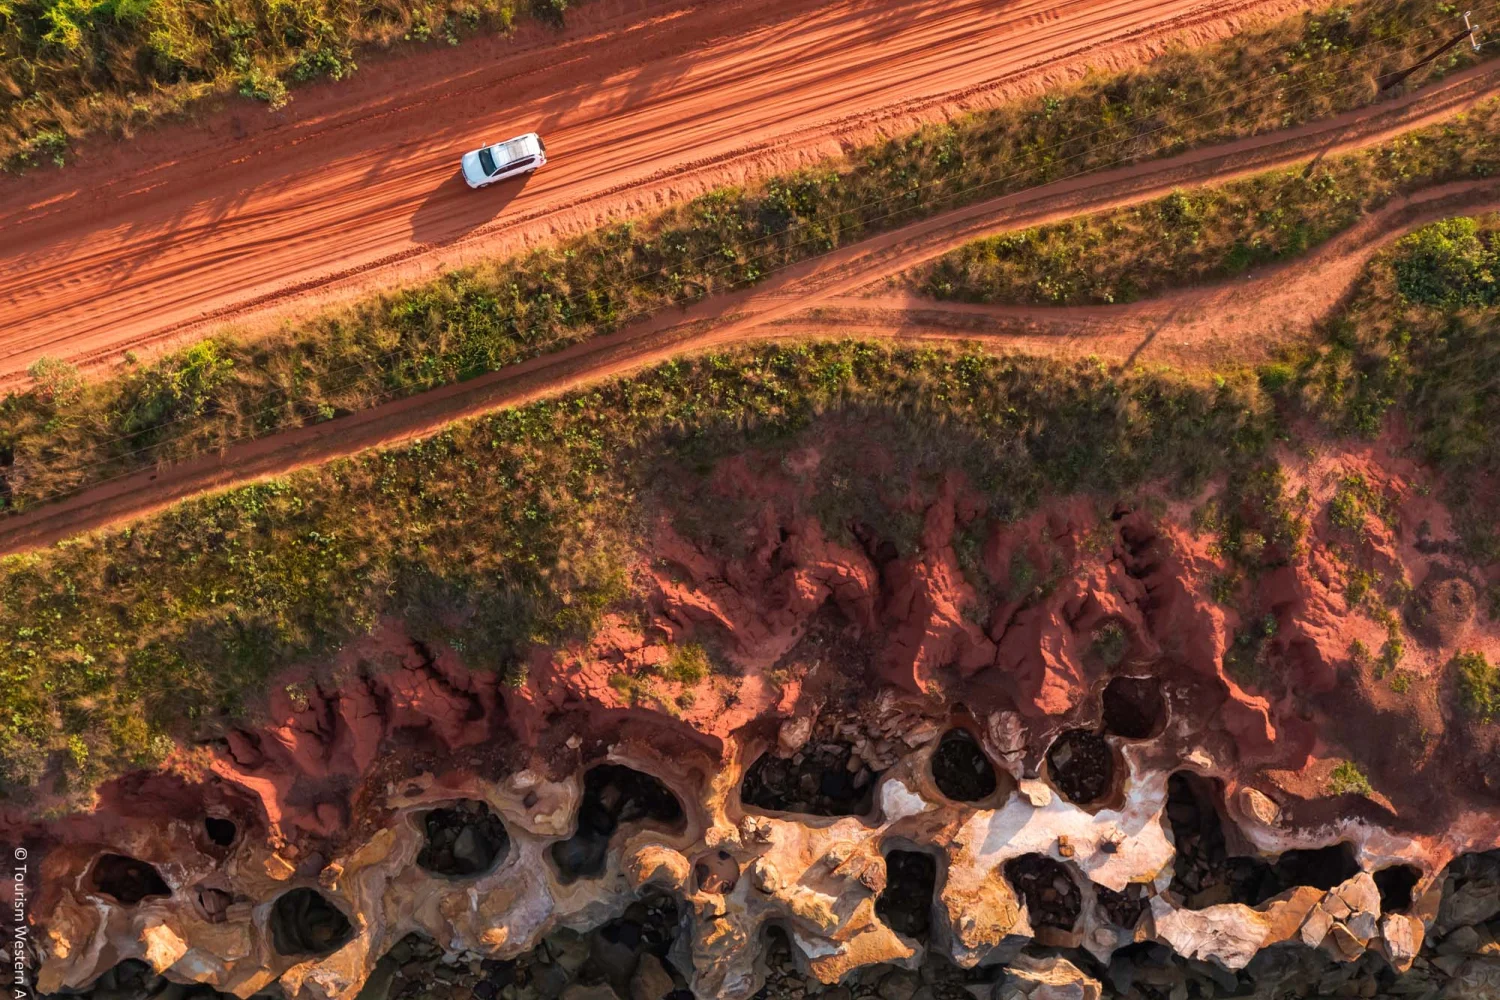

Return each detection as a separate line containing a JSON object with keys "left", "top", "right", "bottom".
{"left": 477, "top": 147, "right": 499, "bottom": 176}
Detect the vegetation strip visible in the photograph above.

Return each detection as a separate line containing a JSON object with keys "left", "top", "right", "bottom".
{"left": 0, "top": 342, "right": 1278, "bottom": 797}
{"left": 1, "top": 0, "right": 1491, "bottom": 514}
{"left": 916, "top": 100, "right": 1500, "bottom": 306}
{"left": 4, "top": 211, "right": 1500, "bottom": 803}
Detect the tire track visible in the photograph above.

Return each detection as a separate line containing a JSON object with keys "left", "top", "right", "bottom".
{"left": 2, "top": 71, "right": 1497, "bottom": 556}
{"left": 0, "top": 0, "right": 1318, "bottom": 381}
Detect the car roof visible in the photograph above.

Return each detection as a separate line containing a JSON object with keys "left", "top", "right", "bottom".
{"left": 492, "top": 135, "right": 537, "bottom": 164}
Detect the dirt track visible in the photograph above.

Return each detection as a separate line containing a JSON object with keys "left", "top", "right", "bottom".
{"left": 3, "top": 66, "right": 1497, "bottom": 556}
{"left": 0, "top": 0, "right": 1322, "bottom": 383}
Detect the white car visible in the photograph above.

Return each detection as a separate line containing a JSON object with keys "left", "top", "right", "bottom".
{"left": 461, "top": 132, "right": 547, "bottom": 189}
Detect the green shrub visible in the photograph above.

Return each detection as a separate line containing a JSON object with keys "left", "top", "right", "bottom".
{"left": 290, "top": 46, "right": 357, "bottom": 83}
{"left": 3, "top": 128, "right": 70, "bottom": 170}
{"left": 1328, "top": 474, "right": 1389, "bottom": 532}
{"left": 1392, "top": 217, "right": 1498, "bottom": 308}
{"left": 238, "top": 67, "right": 290, "bottom": 109}
{"left": 532, "top": 0, "right": 567, "bottom": 26}
{"left": 1328, "top": 760, "right": 1373, "bottom": 796}
{"left": 661, "top": 644, "right": 710, "bottom": 685}
{"left": 114, "top": 341, "right": 236, "bottom": 439}
{"left": 1281, "top": 213, "right": 1500, "bottom": 558}
{"left": 1225, "top": 612, "right": 1280, "bottom": 685}
{"left": 1453, "top": 650, "right": 1500, "bottom": 722}
{"left": 26, "top": 356, "right": 83, "bottom": 406}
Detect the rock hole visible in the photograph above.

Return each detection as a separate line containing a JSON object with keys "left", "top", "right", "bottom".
{"left": 416, "top": 799, "right": 511, "bottom": 878}
{"left": 1101, "top": 676, "right": 1166, "bottom": 740}
{"left": 269, "top": 887, "right": 354, "bottom": 957}
{"left": 88, "top": 853, "right": 170, "bottom": 905}
{"left": 756, "top": 924, "right": 803, "bottom": 997}
{"left": 852, "top": 521, "right": 901, "bottom": 569}
{"left": 1165, "top": 772, "right": 1279, "bottom": 908}
{"left": 550, "top": 764, "right": 685, "bottom": 883}
{"left": 582, "top": 889, "right": 683, "bottom": 991}
{"left": 930, "top": 728, "right": 998, "bottom": 802}
{"left": 740, "top": 741, "right": 879, "bottom": 817}
{"left": 204, "top": 816, "right": 237, "bottom": 847}
{"left": 1045, "top": 729, "right": 1113, "bottom": 805}
{"left": 1165, "top": 774, "right": 1356, "bottom": 908}
{"left": 1096, "top": 882, "right": 1149, "bottom": 930}
{"left": 1270, "top": 842, "right": 1361, "bottom": 893}
{"left": 876, "top": 849, "right": 937, "bottom": 940}
{"left": 75, "top": 959, "right": 163, "bottom": 993}
{"left": 1003, "top": 853, "right": 1081, "bottom": 930}
{"left": 694, "top": 849, "right": 740, "bottom": 894}
{"left": 1374, "top": 864, "right": 1421, "bottom": 913}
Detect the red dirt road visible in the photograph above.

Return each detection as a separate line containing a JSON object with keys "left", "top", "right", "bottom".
{"left": 0, "top": 0, "right": 1314, "bottom": 383}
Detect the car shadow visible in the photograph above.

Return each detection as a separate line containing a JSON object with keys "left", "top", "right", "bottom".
{"left": 410, "top": 168, "right": 534, "bottom": 248}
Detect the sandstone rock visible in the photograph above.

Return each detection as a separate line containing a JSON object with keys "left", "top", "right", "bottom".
{"left": 264, "top": 853, "right": 297, "bottom": 880}
{"left": 1440, "top": 957, "right": 1500, "bottom": 999}
{"left": 1238, "top": 787, "right": 1282, "bottom": 828}
{"left": 1436, "top": 865, "right": 1500, "bottom": 936}
{"left": 1333, "top": 873, "right": 1381, "bottom": 920}
{"left": 318, "top": 861, "right": 344, "bottom": 890}
{"left": 780, "top": 716, "right": 815, "bottom": 754}
{"left": 749, "top": 856, "right": 785, "bottom": 894}
{"left": 1018, "top": 780, "right": 1052, "bottom": 808}
{"left": 878, "top": 969, "right": 921, "bottom": 1000}
{"left": 1441, "top": 925, "right": 1482, "bottom": 956}
{"left": 1153, "top": 902, "right": 1270, "bottom": 970}
{"left": 630, "top": 953, "right": 676, "bottom": 1000}
{"left": 1328, "top": 922, "right": 1364, "bottom": 960}
{"left": 1382, "top": 913, "right": 1423, "bottom": 972}
{"left": 624, "top": 845, "right": 691, "bottom": 891}
{"left": 26, "top": 492, "right": 1500, "bottom": 1000}
{"left": 940, "top": 863, "right": 1026, "bottom": 967}
{"left": 995, "top": 954, "right": 1101, "bottom": 1000}
{"left": 986, "top": 711, "right": 1028, "bottom": 760}
{"left": 141, "top": 922, "right": 188, "bottom": 973}
{"left": 1301, "top": 906, "right": 1333, "bottom": 948}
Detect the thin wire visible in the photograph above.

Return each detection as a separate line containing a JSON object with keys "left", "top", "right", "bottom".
{"left": 15, "top": 23, "right": 1487, "bottom": 513}
{"left": 8, "top": 2, "right": 1494, "bottom": 510}
{"left": 31, "top": 1, "right": 1484, "bottom": 462}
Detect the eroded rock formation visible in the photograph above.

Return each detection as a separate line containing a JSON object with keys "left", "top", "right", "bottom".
{"left": 17, "top": 441, "right": 1500, "bottom": 999}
